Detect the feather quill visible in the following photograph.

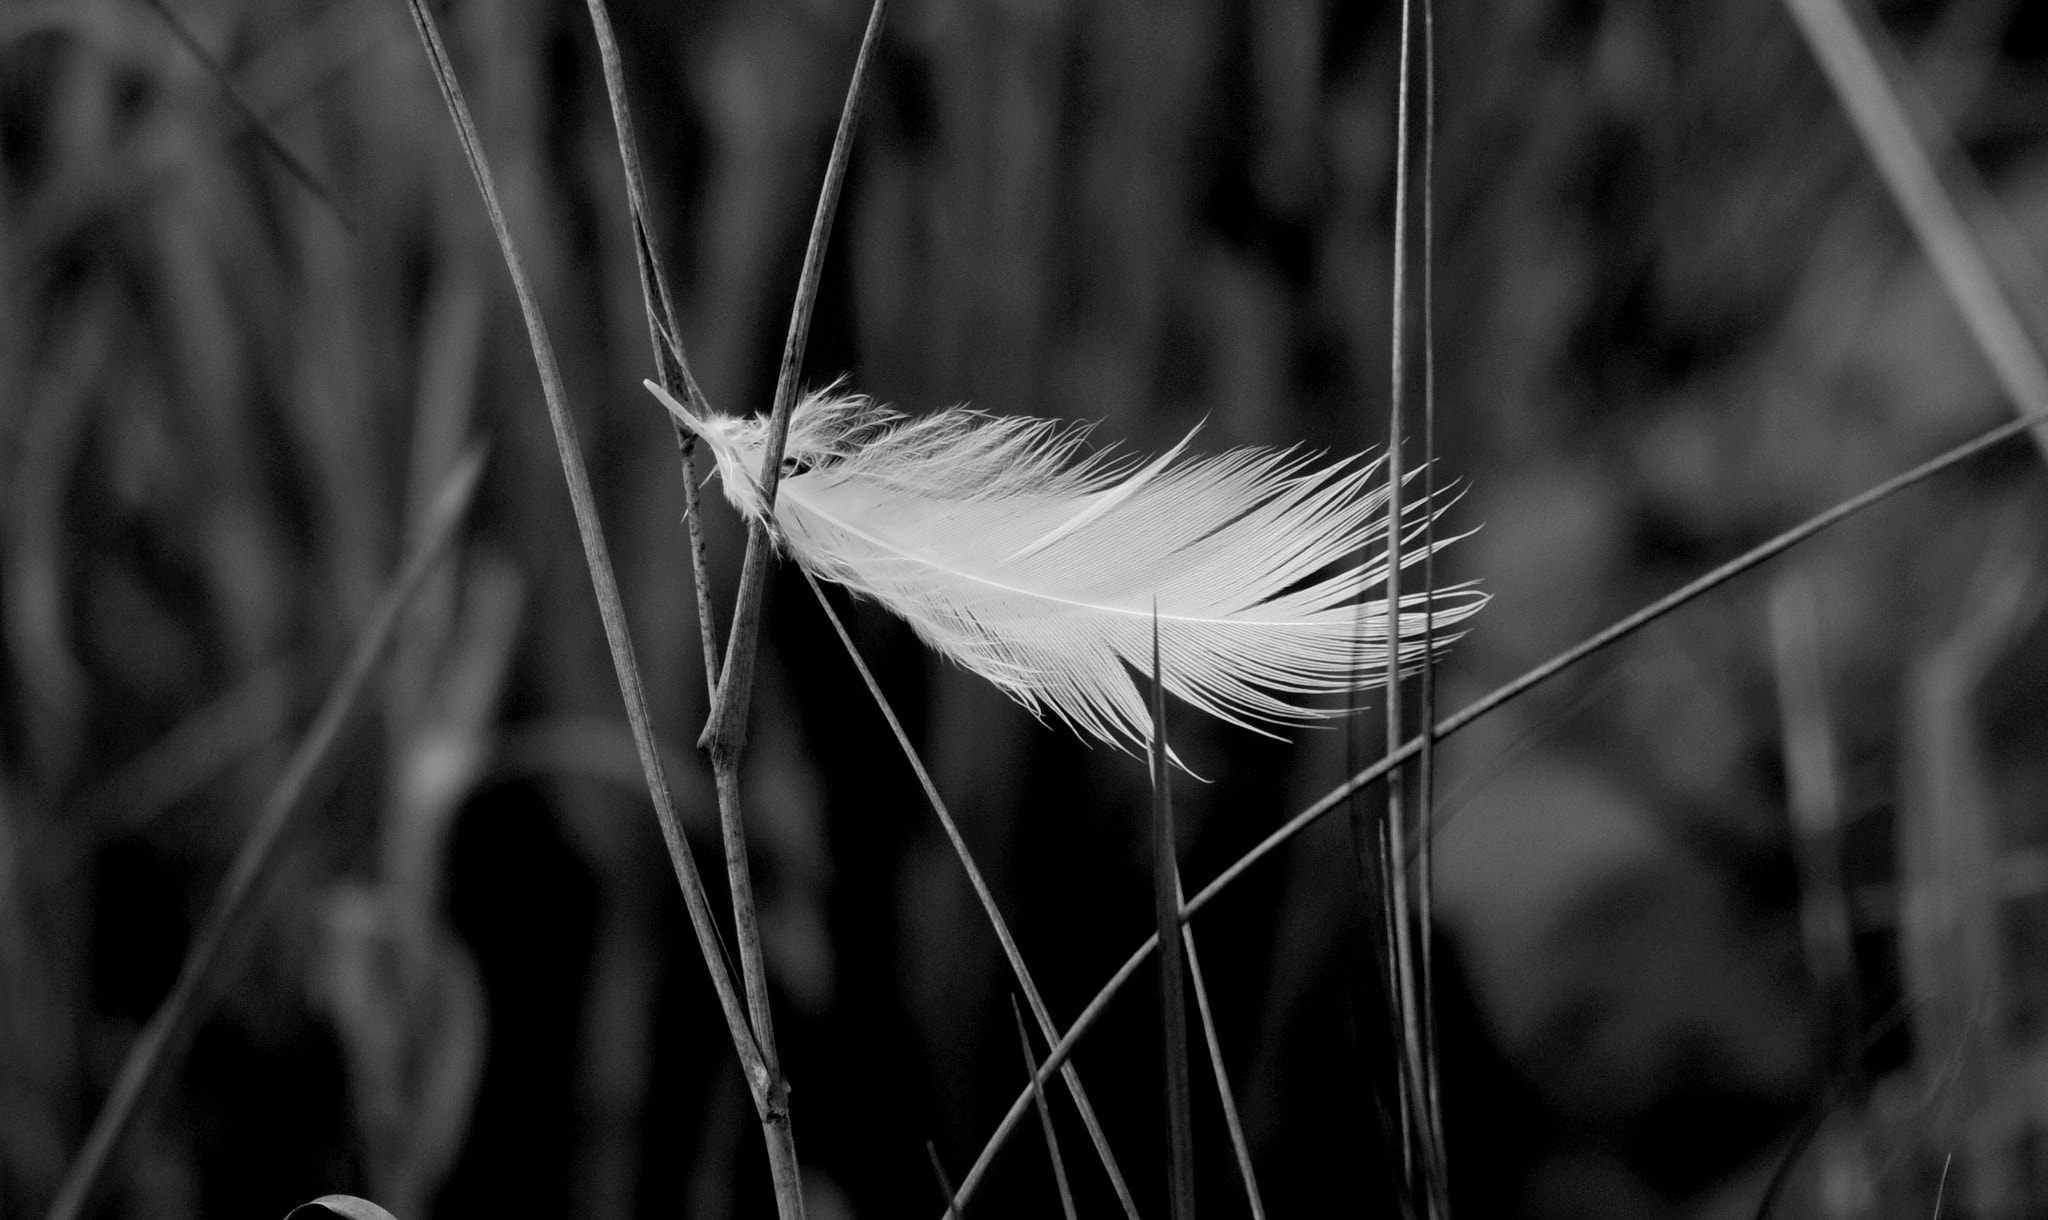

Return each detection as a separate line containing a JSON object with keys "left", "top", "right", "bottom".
{"left": 648, "top": 381, "right": 1483, "bottom": 755}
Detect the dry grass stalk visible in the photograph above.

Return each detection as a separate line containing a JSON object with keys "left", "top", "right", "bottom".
{"left": 395, "top": 0, "right": 781, "bottom": 1199}
{"left": 678, "top": 5, "right": 885, "bottom": 1213}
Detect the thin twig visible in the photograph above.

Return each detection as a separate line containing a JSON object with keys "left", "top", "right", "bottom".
{"left": 801, "top": 571, "right": 1143, "bottom": 1218}
{"left": 400, "top": 0, "right": 773, "bottom": 1128}
{"left": 41, "top": 449, "right": 486, "bottom": 1220}
{"left": 1150, "top": 613, "right": 1196, "bottom": 1220}
{"left": 1012, "top": 997, "right": 1080, "bottom": 1220}
{"left": 700, "top": 0, "right": 888, "bottom": 756}
{"left": 684, "top": 7, "right": 886, "bottom": 1214}
{"left": 1378, "top": 815, "right": 1415, "bottom": 1188}
{"left": 579, "top": 0, "right": 723, "bottom": 688}
{"left": 1177, "top": 869, "right": 1268, "bottom": 1220}
{"left": 954, "top": 405, "right": 2048, "bottom": 1199}
{"left": 1783, "top": 0, "right": 2048, "bottom": 464}
{"left": 955, "top": 940, "right": 1157, "bottom": 1210}
{"left": 136, "top": 0, "right": 353, "bottom": 232}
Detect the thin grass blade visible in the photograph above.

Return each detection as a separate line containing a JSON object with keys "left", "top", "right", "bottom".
{"left": 1177, "top": 871, "right": 1267, "bottom": 1220}
{"left": 927, "top": 1141, "right": 965, "bottom": 1220}
{"left": 138, "top": 0, "right": 352, "bottom": 232}
{"left": 1783, "top": 0, "right": 2048, "bottom": 463}
{"left": 1379, "top": 0, "right": 1432, "bottom": 1204}
{"left": 802, "top": 570, "right": 1142, "bottom": 1219}
{"left": 42, "top": 449, "right": 486, "bottom": 1220}
{"left": 678, "top": 14, "right": 886, "bottom": 1212}
{"left": 701, "top": 0, "right": 888, "bottom": 756}
{"left": 1012, "top": 996, "right": 1079, "bottom": 1220}
{"left": 1414, "top": 0, "right": 1450, "bottom": 1206}
{"left": 1382, "top": 0, "right": 1449, "bottom": 1205}
{"left": 1150, "top": 611, "right": 1196, "bottom": 1220}
{"left": 579, "top": 0, "right": 722, "bottom": 687}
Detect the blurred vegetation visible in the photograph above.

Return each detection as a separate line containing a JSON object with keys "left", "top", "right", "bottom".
{"left": 3, "top": 0, "right": 2048, "bottom": 1217}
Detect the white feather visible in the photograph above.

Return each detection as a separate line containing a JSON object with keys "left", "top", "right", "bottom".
{"left": 647, "top": 380, "right": 1484, "bottom": 755}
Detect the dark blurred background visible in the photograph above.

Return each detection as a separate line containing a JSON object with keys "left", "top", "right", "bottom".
{"left": 5, "top": 0, "right": 2048, "bottom": 1217}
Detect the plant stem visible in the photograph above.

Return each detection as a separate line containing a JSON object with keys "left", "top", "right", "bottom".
{"left": 1149, "top": 614, "right": 1196, "bottom": 1220}
{"left": 698, "top": 0, "right": 888, "bottom": 757}
{"left": 401, "top": 0, "right": 774, "bottom": 1139}
{"left": 579, "top": 0, "right": 725, "bottom": 689}
{"left": 688, "top": 5, "right": 888, "bottom": 1215}
{"left": 1011, "top": 997, "right": 1079, "bottom": 1220}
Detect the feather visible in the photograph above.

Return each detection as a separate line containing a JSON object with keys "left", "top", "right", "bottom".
{"left": 647, "top": 380, "right": 1484, "bottom": 756}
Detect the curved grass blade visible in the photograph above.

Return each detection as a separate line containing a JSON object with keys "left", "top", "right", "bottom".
{"left": 951, "top": 405, "right": 2048, "bottom": 1206}
{"left": 1414, "top": 0, "right": 1450, "bottom": 1206}
{"left": 283, "top": 1197, "right": 401, "bottom": 1220}
{"left": 1149, "top": 613, "right": 1195, "bottom": 1220}
{"left": 1011, "top": 997, "right": 1079, "bottom": 1220}
{"left": 927, "top": 1141, "right": 965, "bottom": 1220}
{"left": 1177, "top": 872, "right": 1267, "bottom": 1220}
